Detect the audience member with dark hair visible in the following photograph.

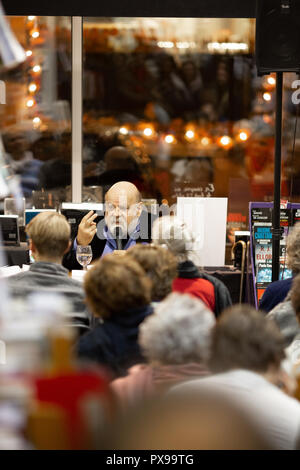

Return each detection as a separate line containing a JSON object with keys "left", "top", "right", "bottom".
{"left": 171, "top": 305, "right": 300, "bottom": 449}
{"left": 77, "top": 254, "right": 153, "bottom": 377}
{"left": 111, "top": 293, "right": 214, "bottom": 408}
{"left": 152, "top": 215, "right": 232, "bottom": 317}
{"left": 126, "top": 244, "right": 177, "bottom": 303}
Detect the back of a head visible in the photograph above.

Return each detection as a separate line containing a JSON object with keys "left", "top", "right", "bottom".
{"left": 209, "top": 305, "right": 285, "bottom": 374}
{"left": 84, "top": 254, "right": 151, "bottom": 318}
{"left": 139, "top": 292, "right": 215, "bottom": 365}
{"left": 104, "top": 146, "right": 137, "bottom": 171}
{"left": 287, "top": 222, "right": 300, "bottom": 274}
{"left": 26, "top": 211, "right": 70, "bottom": 259}
{"left": 102, "top": 393, "right": 271, "bottom": 450}
{"left": 151, "top": 216, "right": 195, "bottom": 261}
{"left": 126, "top": 245, "right": 178, "bottom": 301}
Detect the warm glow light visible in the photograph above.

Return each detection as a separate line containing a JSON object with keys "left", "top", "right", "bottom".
{"left": 165, "top": 135, "right": 175, "bottom": 144}
{"left": 33, "top": 117, "right": 41, "bottom": 125}
{"left": 26, "top": 50, "right": 33, "bottom": 57}
{"left": 157, "top": 41, "right": 174, "bottom": 49}
{"left": 207, "top": 42, "right": 248, "bottom": 53}
{"left": 220, "top": 135, "right": 232, "bottom": 147}
{"left": 143, "top": 127, "right": 153, "bottom": 137}
{"left": 28, "top": 16, "right": 36, "bottom": 21}
{"left": 239, "top": 131, "right": 249, "bottom": 142}
{"left": 263, "top": 114, "right": 272, "bottom": 123}
{"left": 201, "top": 137, "right": 210, "bottom": 146}
{"left": 26, "top": 99, "right": 35, "bottom": 108}
{"left": 185, "top": 130, "right": 195, "bottom": 140}
{"left": 263, "top": 92, "right": 272, "bottom": 102}
{"left": 31, "top": 30, "right": 40, "bottom": 39}
{"left": 28, "top": 83, "right": 37, "bottom": 93}
{"left": 33, "top": 65, "right": 41, "bottom": 73}
{"left": 119, "top": 127, "right": 128, "bottom": 135}
{"left": 267, "top": 76, "right": 276, "bottom": 86}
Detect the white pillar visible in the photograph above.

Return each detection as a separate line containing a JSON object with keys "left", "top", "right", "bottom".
{"left": 71, "top": 16, "right": 82, "bottom": 203}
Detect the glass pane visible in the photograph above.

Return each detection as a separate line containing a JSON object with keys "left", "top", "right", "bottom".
{"left": 82, "top": 17, "right": 298, "bottom": 261}
{"left": 0, "top": 16, "right": 72, "bottom": 211}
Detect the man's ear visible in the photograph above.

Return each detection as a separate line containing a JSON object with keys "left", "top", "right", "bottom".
{"left": 29, "top": 239, "right": 34, "bottom": 253}
{"left": 63, "top": 240, "right": 72, "bottom": 255}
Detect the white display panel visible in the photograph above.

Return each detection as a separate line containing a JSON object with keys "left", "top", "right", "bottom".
{"left": 177, "top": 197, "right": 228, "bottom": 267}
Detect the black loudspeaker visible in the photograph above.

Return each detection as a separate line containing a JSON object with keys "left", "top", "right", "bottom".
{"left": 256, "top": 0, "right": 300, "bottom": 75}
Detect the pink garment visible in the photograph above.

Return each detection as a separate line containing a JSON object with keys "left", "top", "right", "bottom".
{"left": 111, "top": 363, "right": 209, "bottom": 411}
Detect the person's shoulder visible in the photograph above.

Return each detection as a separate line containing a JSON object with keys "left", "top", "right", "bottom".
{"left": 6, "top": 270, "right": 31, "bottom": 282}
{"left": 266, "top": 278, "right": 293, "bottom": 292}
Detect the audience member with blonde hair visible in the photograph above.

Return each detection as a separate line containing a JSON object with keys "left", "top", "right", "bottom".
{"left": 111, "top": 293, "right": 214, "bottom": 408}
{"left": 6, "top": 211, "right": 90, "bottom": 331}
{"left": 151, "top": 215, "right": 231, "bottom": 317}
{"left": 77, "top": 254, "right": 153, "bottom": 377}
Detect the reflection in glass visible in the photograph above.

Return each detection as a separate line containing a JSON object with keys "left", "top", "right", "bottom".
{"left": 0, "top": 16, "right": 72, "bottom": 209}
{"left": 81, "top": 17, "right": 300, "bottom": 263}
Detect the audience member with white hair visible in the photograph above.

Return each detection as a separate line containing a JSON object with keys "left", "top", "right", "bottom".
{"left": 151, "top": 215, "right": 232, "bottom": 317}
{"left": 111, "top": 292, "right": 215, "bottom": 408}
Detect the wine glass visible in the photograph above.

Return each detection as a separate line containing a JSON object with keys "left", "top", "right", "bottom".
{"left": 76, "top": 245, "right": 93, "bottom": 271}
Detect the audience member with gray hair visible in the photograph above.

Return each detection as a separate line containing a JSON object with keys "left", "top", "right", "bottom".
{"left": 260, "top": 222, "right": 300, "bottom": 313}
{"left": 151, "top": 215, "right": 232, "bottom": 317}
{"left": 111, "top": 293, "right": 215, "bottom": 408}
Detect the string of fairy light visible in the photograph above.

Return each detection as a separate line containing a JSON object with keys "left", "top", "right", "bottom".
{"left": 117, "top": 74, "right": 276, "bottom": 149}
{"left": 118, "top": 124, "right": 252, "bottom": 149}
{"left": 25, "top": 16, "right": 42, "bottom": 129}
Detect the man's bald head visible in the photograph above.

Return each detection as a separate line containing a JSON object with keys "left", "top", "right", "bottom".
{"left": 105, "top": 182, "right": 142, "bottom": 237}
{"left": 105, "top": 181, "right": 141, "bottom": 205}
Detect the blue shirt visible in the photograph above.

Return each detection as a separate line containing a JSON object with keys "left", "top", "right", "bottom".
{"left": 73, "top": 223, "right": 144, "bottom": 257}
{"left": 259, "top": 277, "right": 294, "bottom": 313}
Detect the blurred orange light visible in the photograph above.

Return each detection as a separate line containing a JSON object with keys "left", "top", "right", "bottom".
{"left": 32, "top": 65, "right": 41, "bottom": 73}
{"left": 33, "top": 117, "right": 41, "bottom": 126}
{"left": 28, "top": 83, "right": 37, "bottom": 93}
{"left": 185, "top": 130, "right": 195, "bottom": 140}
{"left": 119, "top": 127, "right": 128, "bottom": 135}
{"left": 263, "top": 92, "right": 272, "bottom": 102}
{"left": 165, "top": 135, "right": 175, "bottom": 144}
{"left": 28, "top": 16, "right": 36, "bottom": 21}
{"left": 26, "top": 50, "right": 33, "bottom": 57}
{"left": 239, "top": 131, "right": 249, "bottom": 142}
{"left": 26, "top": 99, "right": 35, "bottom": 108}
{"left": 267, "top": 77, "right": 276, "bottom": 86}
{"left": 220, "top": 135, "right": 232, "bottom": 147}
{"left": 143, "top": 127, "right": 153, "bottom": 137}
{"left": 201, "top": 137, "right": 211, "bottom": 146}
{"left": 31, "top": 30, "right": 40, "bottom": 39}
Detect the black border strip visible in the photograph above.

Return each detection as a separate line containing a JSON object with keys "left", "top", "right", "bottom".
{"left": 3, "top": 0, "right": 255, "bottom": 18}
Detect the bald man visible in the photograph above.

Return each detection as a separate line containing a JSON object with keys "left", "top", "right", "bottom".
{"left": 63, "top": 181, "right": 149, "bottom": 270}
